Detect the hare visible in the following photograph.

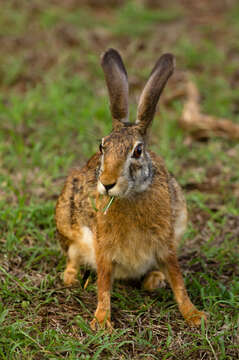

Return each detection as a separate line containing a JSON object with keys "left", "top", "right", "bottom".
{"left": 55, "top": 48, "right": 206, "bottom": 330}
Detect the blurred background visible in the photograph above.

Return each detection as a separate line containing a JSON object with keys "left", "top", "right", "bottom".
{"left": 0, "top": 0, "right": 238, "bottom": 359}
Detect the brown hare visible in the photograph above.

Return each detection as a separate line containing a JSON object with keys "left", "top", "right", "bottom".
{"left": 55, "top": 48, "right": 206, "bottom": 330}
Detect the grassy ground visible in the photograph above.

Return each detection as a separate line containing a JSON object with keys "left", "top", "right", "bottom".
{"left": 0, "top": 0, "right": 239, "bottom": 359}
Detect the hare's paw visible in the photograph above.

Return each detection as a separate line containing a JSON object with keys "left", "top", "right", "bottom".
{"left": 143, "top": 271, "right": 166, "bottom": 292}
{"left": 63, "top": 268, "right": 77, "bottom": 286}
{"left": 90, "top": 318, "right": 113, "bottom": 332}
{"left": 185, "top": 309, "right": 207, "bottom": 327}
{"left": 90, "top": 309, "right": 112, "bottom": 332}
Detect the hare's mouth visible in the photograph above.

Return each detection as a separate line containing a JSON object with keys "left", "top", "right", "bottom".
{"left": 97, "top": 180, "right": 128, "bottom": 198}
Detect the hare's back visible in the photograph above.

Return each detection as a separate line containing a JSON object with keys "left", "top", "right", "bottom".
{"left": 55, "top": 153, "right": 100, "bottom": 251}
{"left": 168, "top": 174, "right": 187, "bottom": 244}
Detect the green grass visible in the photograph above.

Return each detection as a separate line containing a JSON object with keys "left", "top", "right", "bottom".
{"left": 112, "top": 1, "right": 182, "bottom": 37}
{"left": 0, "top": 0, "right": 239, "bottom": 359}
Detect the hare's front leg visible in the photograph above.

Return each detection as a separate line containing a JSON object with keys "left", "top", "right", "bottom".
{"left": 90, "top": 254, "right": 114, "bottom": 331}
{"left": 161, "top": 252, "right": 207, "bottom": 327}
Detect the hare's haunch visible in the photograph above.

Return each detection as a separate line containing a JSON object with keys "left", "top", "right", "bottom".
{"left": 55, "top": 49, "right": 206, "bottom": 329}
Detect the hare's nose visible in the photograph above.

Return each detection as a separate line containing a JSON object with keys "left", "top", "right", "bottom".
{"left": 103, "top": 183, "right": 116, "bottom": 192}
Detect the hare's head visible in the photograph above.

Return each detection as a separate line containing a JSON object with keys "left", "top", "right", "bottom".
{"left": 97, "top": 49, "right": 174, "bottom": 198}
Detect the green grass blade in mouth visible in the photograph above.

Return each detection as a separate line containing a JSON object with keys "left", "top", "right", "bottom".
{"left": 103, "top": 196, "right": 115, "bottom": 215}
{"left": 89, "top": 196, "right": 98, "bottom": 212}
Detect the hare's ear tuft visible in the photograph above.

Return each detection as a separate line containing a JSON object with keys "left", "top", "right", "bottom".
{"left": 136, "top": 53, "right": 175, "bottom": 134}
{"left": 101, "top": 49, "right": 129, "bottom": 127}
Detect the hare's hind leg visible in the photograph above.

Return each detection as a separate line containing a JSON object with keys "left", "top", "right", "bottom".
{"left": 143, "top": 270, "right": 166, "bottom": 291}
{"left": 64, "top": 240, "right": 82, "bottom": 286}
{"left": 61, "top": 226, "right": 95, "bottom": 286}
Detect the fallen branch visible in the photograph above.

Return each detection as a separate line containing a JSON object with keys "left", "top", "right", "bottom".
{"left": 179, "top": 80, "right": 239, "bottom": 140}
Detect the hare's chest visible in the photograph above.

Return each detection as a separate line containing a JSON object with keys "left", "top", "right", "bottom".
{"left": 100, "top": 204, "right": 171, "bottom": 279}
{"left": 110, "top": 229, "right": 160, "bottom": 280}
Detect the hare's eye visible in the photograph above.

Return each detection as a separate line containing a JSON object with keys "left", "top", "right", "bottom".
{"left": 99, "top": 144, "right": 103, "bottom": 153}
{"left": 132, "top": 144, "right": 143, "bottom": 159}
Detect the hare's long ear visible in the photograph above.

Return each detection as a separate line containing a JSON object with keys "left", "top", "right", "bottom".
{"left": 136, "top": 53, "right": 175, "bottom": 134}
{"left": 101, "top": 49, "right": 129, "bottom": 128}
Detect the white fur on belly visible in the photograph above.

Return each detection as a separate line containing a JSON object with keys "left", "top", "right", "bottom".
{"left": 80, "top": 226, "right": 96, "bottom": 267}
{"left": 81, "top": 226, "right": 94, "bottom": 247}
{"left": 114, "top": 256, "right": 157, "bottom": 280}
{"left": 174, "top": 210, "right": 187, "bottom": 243}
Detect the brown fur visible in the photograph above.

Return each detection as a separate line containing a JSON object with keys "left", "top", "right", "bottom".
{"left": 101, "top": 48, "right": 129, "bottom": 125}
{"left": 137, "top": 54, "right": 175, "bottom": 133}
{"left": 55, "top": 49, "right": 206, "bottom": 330}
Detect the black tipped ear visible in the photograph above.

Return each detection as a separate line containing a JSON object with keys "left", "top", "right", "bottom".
{"left": 136, "top": 53, "right": 175, "bottom": 134}
{"left": 101, "top": 49, "right": 129, "bottom": 127}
